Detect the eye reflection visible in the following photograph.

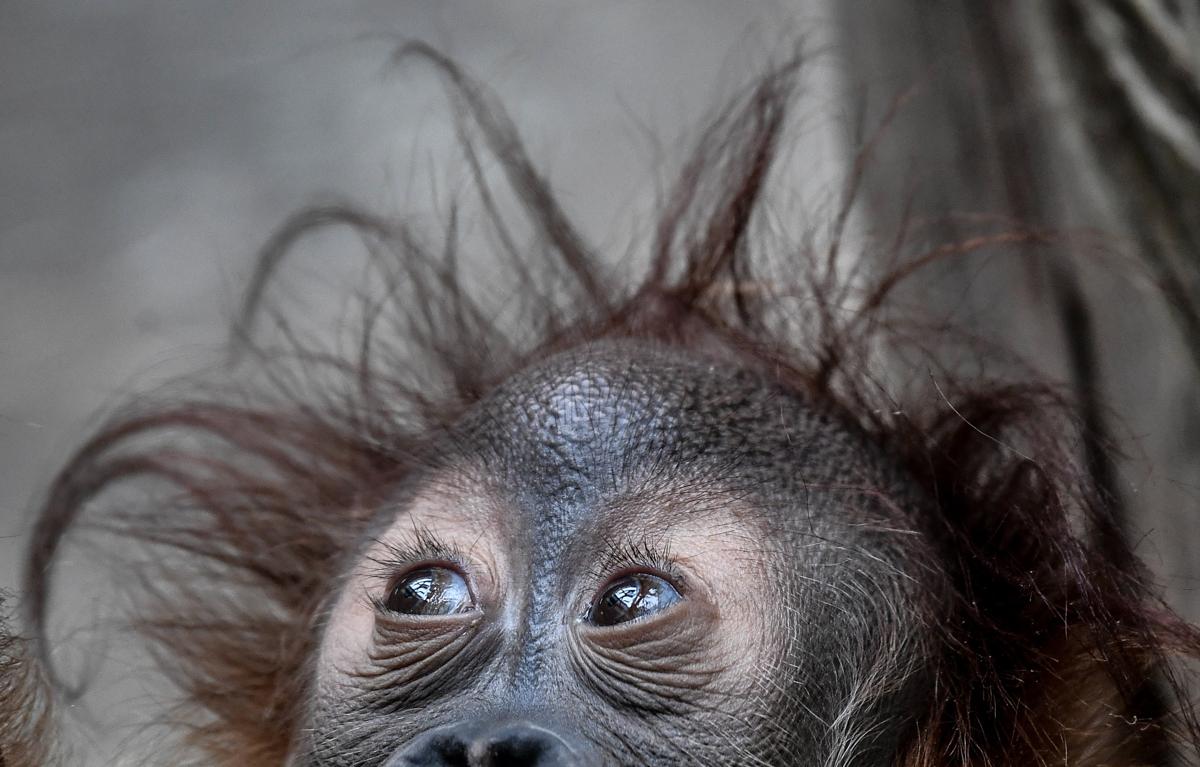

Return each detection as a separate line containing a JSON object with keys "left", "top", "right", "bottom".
{"left": 384, "top": 567, "right": 474, "bottom": 616}
{"left": 589, "top": 573, "right": 682, "bottom": 627}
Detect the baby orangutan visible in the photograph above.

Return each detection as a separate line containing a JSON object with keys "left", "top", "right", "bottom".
{"left": 5, "top": 48, "right": 1200, "bottom": 766}
{"left": 304, "top": 340, "right": 938, "bottom": 765}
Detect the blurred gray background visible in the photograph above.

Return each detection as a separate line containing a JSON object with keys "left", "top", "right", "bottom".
{"left": 0, "top": 3, "right": 841, "bottom": 757}
{"left": 0, "top": 0, "right": 835, "bottom": 594}
{"left": 3, "top": 0, "right": 1199, "bottom": 762}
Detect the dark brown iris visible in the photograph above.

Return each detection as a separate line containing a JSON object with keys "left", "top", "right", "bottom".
{"left": 385, "top": 567, "right": 474, "bottom": 616}
{"left": 588, "top": 573, "right": 682, "bottom": 627}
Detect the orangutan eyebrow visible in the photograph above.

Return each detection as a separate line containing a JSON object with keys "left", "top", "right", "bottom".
{"left": 360, "top": 526, "right": 472, "bottom": 583}
{"left": 585, "top": 537, "right": 683, "bottom": 584}
{"left": 587, "top": 476, "right": 757, "bottom": 529}
{"left": 362, "top": 466, "right": 498, "bottom": 535}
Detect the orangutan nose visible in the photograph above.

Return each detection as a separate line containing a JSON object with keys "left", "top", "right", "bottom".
{"left": 386, "top": 719, "right": 591, "bottom": 767}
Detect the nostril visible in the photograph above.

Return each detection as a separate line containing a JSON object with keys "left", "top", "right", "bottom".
{"left": 385, "top": 720, "right": 583, "bottom": 767}
{"left": 468, "top": 733, "right": 547, "bottom": 766}
{"left": 431, "top": 734, "right": 470, "bottom": 766}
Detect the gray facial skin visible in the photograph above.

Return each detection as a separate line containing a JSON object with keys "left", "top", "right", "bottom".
{"left": 298, "top": 340, "right": 942, "bottom": 767}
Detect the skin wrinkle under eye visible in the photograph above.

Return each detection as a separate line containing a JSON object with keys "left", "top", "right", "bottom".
{"left": 568, "top": 606, "right": 728, "bottom": 715}
{"left": 317, "top": 474, "right": 781, "bottom": 743}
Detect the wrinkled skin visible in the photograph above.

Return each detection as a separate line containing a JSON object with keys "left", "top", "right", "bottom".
{"left": 295, "top": 340, "right": 944, "bottom": 766}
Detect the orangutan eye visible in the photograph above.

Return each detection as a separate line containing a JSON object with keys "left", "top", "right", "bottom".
{"left": 588, "top": 573, "right": 682, "bottom": 627}
{"left": 384, "top": 567, "right": 475, "bottom": 616}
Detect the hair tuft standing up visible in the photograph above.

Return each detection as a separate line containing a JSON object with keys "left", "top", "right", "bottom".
{"left": 22, "top": 45, "right": 1200, "bottom": 765}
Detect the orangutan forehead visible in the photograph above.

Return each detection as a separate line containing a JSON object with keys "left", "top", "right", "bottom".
{"left": 452, "top": 344, "right": 781, "bottom": 493}
{"left": 381, "top": 341, "right": 876, "bottom": 543}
